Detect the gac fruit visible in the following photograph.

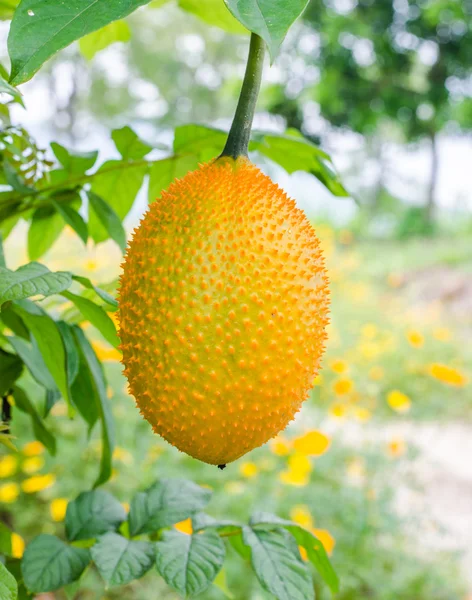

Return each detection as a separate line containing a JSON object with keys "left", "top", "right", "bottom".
{"left": 118, "top": 156, "right": 329, "bottom": 465}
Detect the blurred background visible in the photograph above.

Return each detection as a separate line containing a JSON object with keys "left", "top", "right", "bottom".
{"left": 1, "top": 0, "right": 471, "bottom": 598}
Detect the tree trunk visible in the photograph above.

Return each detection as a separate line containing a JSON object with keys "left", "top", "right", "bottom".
{"left": 425, "top": 132, "right": 438, "bottom": 224}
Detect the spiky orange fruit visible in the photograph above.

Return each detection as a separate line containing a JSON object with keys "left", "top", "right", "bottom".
{"left": 119, "top": 156, "right": 329, "bottom": 465}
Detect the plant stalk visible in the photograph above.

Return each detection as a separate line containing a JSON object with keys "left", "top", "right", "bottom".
{"left": 220, "top": 33, "right": 265, "bottom": 159}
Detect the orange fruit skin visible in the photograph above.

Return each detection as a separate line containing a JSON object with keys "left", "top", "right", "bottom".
{"left": 119, "top": 156, "right": 329, "bottom": 465}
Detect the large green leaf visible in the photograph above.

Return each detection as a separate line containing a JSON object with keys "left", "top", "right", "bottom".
{"left": 50, "top": 142, "right": 98, "bottom": 174}
{"left": 72, "top": 276, "right": 118, "bottom": 310}
{"left": 0, "top": 233, "right": 5, "bottom": 268}
{"left": 21, "top": 535, "right": 90, "bottom": 593}
{"left": 173, "top": 124, "right": 226, "bottom": 161}
{"left": 0, "top": 262, "right": 72, "bottom": 305}
{"left": 12, "top": 301, "right": 70, "bottom": 410}
{"left": 91, "top": 533, "right": 154, "bottom": 587}
{"left": 72, "top": 326, "right": 114, "bottom": 487}
{"left": 8, "top": 0, "right": 154, "bottom": 85}
{"left": 66, "top": 490, "right": 126, "bottom": 541}
{"left": 192, "top": 513, "right": 241, "bottom": 536}
{"left": 56, "top": 321, "right": 80, "bottom": 389}
{"left": 249, "top": 512, "right": 339, "bottom": 594}
{"left": 148, "top": 155, "right": 199, "bottom": 203}
{"left": 79, "top": 20, "right": 131, "bottom": 60}
{"left": 51, "top": 200, "right": 88, "bottom": 245}
{"left": 179, "top": 0, "right": 247, "bottom": 34}
{"left": 0, "top": 0, "right": 19, "bottom": 21}
{"left": 12, "top": 385, "right": 56, "bottom": 455}
{"left": 62, "top": 290, "right": 119, "bottom": 347}
{"left": 0, "top": 72, "right": 24, "bottom": 106}
{"left": 111, "top": 126, "right": 153, "bottom": 161}
{"left": 242, "top": 527, "right": 314, "bottom": 600}
{"left": 0, "top": 348, "right": 23, "bottom": 395}
{"left": 155, "top": 530, "right": 225, "bottom": 597}
{"left": 224, "top": 0, "right": 309, "bottom": 61}
{"left": 0, "top": 561, "right": 17, "bottom": 600}
{"left": 7, "top": 335, "right": 57, "bottom": 391}
{"left": 69, "top": 338, "right": 99, "bottom": 429}
{"left": 27, "top": 207, "right": 65, "bottom": 261}
{"left": 128, "top": 479, "right": 212, "bottom": 536}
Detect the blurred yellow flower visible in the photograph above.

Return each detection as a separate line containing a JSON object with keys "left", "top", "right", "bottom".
{"left": 279, "top": 469, "right": 309, "bottom": 487}
{"left": 122, "top": 502, "right": 130, "bottom": 513}
{"left": 289, "top": 505, "right": 313, "bottom": 529}
{"left": 239, "top": 461, "right": 258, "bottom": 478}
{"left": 353, "top": 407, "right": 372, "bottom": 423}
{"left": 333, "top": 378, "right": 353, "bottom": 396}
{"left": 293, "top": 431, "right": 330, "bottom": 457}
{"left": 279, "top": 453, "right": 312, "bottom": 487}
{"left": 224, "top": 481, "right": 245, "bottom": 495}
{"left": 362, "top": 324, "right": 377, "bottom": 339}
{"left": 387, "top": 390, "right": 411, "bottom": 413}
{"left": 329, "top": 402, "right": 347, "bottom": 419}
{"left": 387, "top": 437, "right": 407, "bottom": 458}
{"left": 0, "top": 482, "right": 19, "bottom": 503}
{"left": 93, "top": 341, "right": 122, "bottom": 362}
{"left": 368, "top": 366, "right": 384, "bottom": 381}
{"left": 407, "top": 330, "right": 424, "bottom": 348}
{"left": 433, "top": 327, "right": 451, "bottom": 342}
{"left": 329, "top": 359, "right": 348, "bottom": 374}
{"left": 22, "top": 441, "right": 44, "bottom": 457}
{"left": 50, "top": 498, "right": 68, "bottom": 522}
{"left": 174, "top": 518, "right": 193, "bottom": 535}
{"left": 83, "top": 259, "right": 98, "bottom": 272}
{"left": 429, "top": 364, "right": 468, "bottom": 387}
{"left": 22, "top": 456, "right": 45, "bottom": 474}
{"left": 0, "top": 455, "right": 18, "bottom": 478}
{"left": 22, "top": 474, "right": 56, "bottom": 494}
{"left": 11, "top": 533, "right": 25, "bottom": 559}
{"left": 270, "top": 436, "right": 291, "bottom": 456}
{"left": 313, "top": 528, "right": 335, "bottom": 555}
{"left": 113, "top": 447, "right": 133, "bottom": 465}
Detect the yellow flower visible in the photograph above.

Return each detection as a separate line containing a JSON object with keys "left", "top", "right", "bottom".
{"left": 368, "top": 366, "right": 384, "bottom": 381}
{"left": 22, "top": 474, "right": 56, "bottom": 494}
{"left": 329, "top": 402, "right": 347, "bottom": 419}
{"left": 239, "top": 461, "right": 258, "bottom": 479}
{"left": 93, "top": 341, "right": 122, "bottom": 363}
{"left": 353, "top": 407, "right": 371, "bottom": 423}
{"left": 387, "top": 390, "right": 411, "bottom": 413}
{"left": 406, "top": 330, "right": 424, "bottom": 348}
{"left": 113, "top": 447, "right": 133, "bottom": 465}
{"left": 433, "top": 327, "right": 451, "bottom": 342}
{"left": 329, "top": 359, "right": 348, "bottom": 374}
{"left": 279, "top": 453, "right": 312, "bottom": 487}
{"left": 361, "top": 323, "right": 377, "bottom": 339}
{"left": 50, "top": 498, "right": 68, "bottom": 522}
{"left": 387, "top": 437, "right": 407, "bottom": 458}
{"left": 0, "top": 483, "right": 19, "bottom": 503}
{"left": 293, "top": 431, "right": 330, "bottom": 457}
{"left": 11, "top": 533, "right": 25, "bottom": 559}
{"left": 288, "top": 453, "right": 312, "bottom": 474}
{"left": 22, "top": 441, "right": 44, "bottom": 457}
{"left": 333, "top": 378, "right": 353, "bottom": 396}
{"left": 429, "top": 364, "right": 468, "bottom": 387}
{"left": 0, "top": 455, "right": 18, "bottom": 478}
{"left": 289, "top": 505, "right": 313, "bottom": 529}
{"left": 174, "top": 518, "right": 193, "bottom": 535}
{"left": 83, "top": 259, "right": 98, "bottom": 272}
{"left": 279, "top": 470, "right": 309, "bottom": 487}
{"left": 270, "top": 436, "right": 291, "bottom": 456}
{"left": 313, "top": 528, "right": 335, "bottom": 555}
{"left": 22, "top": 456, "right": 45, "bottom": 475}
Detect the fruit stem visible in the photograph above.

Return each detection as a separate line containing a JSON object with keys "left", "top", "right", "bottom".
{"left": 220, "top": 33, "right": 265, "bottom": 159}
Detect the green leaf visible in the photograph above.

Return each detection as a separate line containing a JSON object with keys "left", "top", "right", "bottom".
{"left": 12, "top": 385, "right": 56, "bottom": 455}
{"left": 12, "top": 301, "right": 71, "bottom": 411}
{"left": 8, "top": 0, "right": 154, "bottom": 85}
{"left": 7, "top": 335, "right": 57, "bottom": 391}
{"left": 3, "top": 160, "right": 33, "bottom": 193}
{"left": 72, "top": 276, "right": 118, "bottom": 310}
{"left": 87, "top": 191, "right": 127, "bottom": 251}
{"left": 0, "top": 0, "right": 19, "bottom": 21}
{"left": 251, "top": 133, "right": 349, "bottom": 197}
{"left": 178, "top": 0, "right": 247, "bottom": 34}
{"left": 0, "top": 233, "right": 5, "bottom": 268}
{"left": 66, "top": 490, "right": 126, "bottom": 542}
{"left": 173, "top": 124, "right": 227, "bottom": 161}
{"left": 224, "top": 0, "right": 309, "bottom": 62}
{"left": 69, "top": 339, "right": 99, "bottom": 429}
{"left": 192, "top": 513, "right": 241, "bottom": 536}
{"left": 91, "top": 533, "right": 154, "bottom": 587}
{"left": 21, "top": 534, "right": 90, "bottom": 593}
{"left": 0, "top": 348, "right": 23, "bottom": 395}
{"left": 0, "top": 72, "right": 23, "bottom": 106}
{"left": 72, "top": 326, "right": 114, "bottom": 487}
{"left": 50, "top": 142, "right": 98, "bottom": 174}
{"left": 0, "top": 522, "right": 12, "bottom": 556}
{"left": 56, "top": 321, "right": 80, "bottom": 389}
{"left": 249, "top": 512, "right": 339, "bottom": 594}
{"left": 111, "top": 126, "right": 153, "bottom": 161}
{"left": 0, "top": 262, "right": 72, "bottom": 305}
{"left": 155, "top": 530, "right": 225, "bottom": 597}
{"left": 242, "top": 527, "right": 314, "bottom": 600}
{"left": 27, "top": 207, "right": 65, "bottom": 261}
{"left": 148, "top": 155, "right": 199, "bottom": 203}
{"left": 79, "top": 20, "right": 131, "bottom": 61}
{"left": 61, "top": 291, "right": 119, "bottom": 348}
{"left": 0, "top": 561, "right": 17, "bottom": 600}
{"left": 51, "top": 200, "right": 88, "bottom": 245}
{"left": 128, "top": 479, "right": 212, "bottom": 536}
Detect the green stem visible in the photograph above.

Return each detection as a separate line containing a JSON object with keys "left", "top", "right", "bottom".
{"left": 220, "top": 33, "right": 265, "bottom": 159}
